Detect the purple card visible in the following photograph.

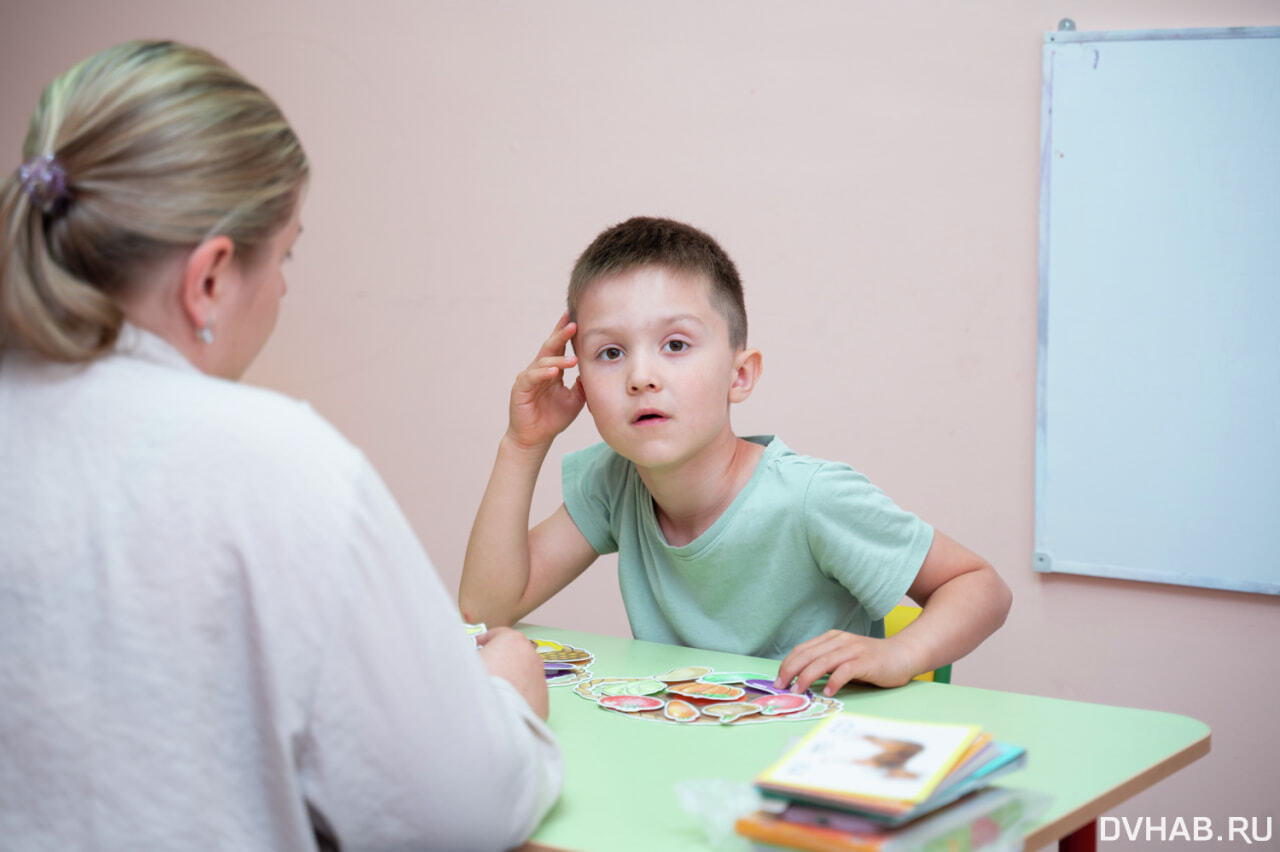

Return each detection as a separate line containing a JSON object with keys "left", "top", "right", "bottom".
{"left": 744, "top": 678, "right": 788, "bottom": 695}
{"left": 544, "top": 661, "right": 577, "bottom": 678}
{"left": 744, "top": 678, "right": 814, "bottom": 698}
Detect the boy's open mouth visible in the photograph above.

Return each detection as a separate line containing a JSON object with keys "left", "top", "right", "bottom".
{"left": 633, "top": 410, "right": 668, "bottom": 424}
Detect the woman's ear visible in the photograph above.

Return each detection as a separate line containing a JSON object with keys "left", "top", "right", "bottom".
{"left": 728, "top": 347, "right": 763, "bottom": 403}
{"left": 179, "top": 236, "right": 236, "bottom": 340}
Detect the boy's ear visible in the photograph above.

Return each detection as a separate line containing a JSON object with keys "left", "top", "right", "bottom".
{"left": 179, "top": 235, "right": 237, "bottom": 335}
{"left": 728, "top": 347, "right": 763, "bottom": 404}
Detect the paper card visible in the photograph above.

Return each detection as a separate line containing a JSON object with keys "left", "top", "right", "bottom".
{"left": 573, "top": 676, "right": 844, "bottom": 725}
{"left": 655, "top": 666, "right": 713, "bottom": 683}
{"left": 463, "top": 622, "right": 487, "bottom": 648}
{"left": 599, "top": 694, "right": 666, "bottom": 713}
{"left": 667, "top": 681, "right": 747, "bottom": 701}
{"left": 538, "top": 643, "right": 593, "bottom": 664}
{"left": 546, "top": 665, "right": 592, "bottom": 687}
{"left": 700, "top": 671, "right": 772, "bottom": 685}
{"left": 598, "top": 678, "right": 666, "bottom": 697}
{"left": 574, "top": 677, "right": 644, "bottom": 699}
{"left": 744, "top": 679, "right": 790, "bottom": 695}
{"left": 702, "top": 702, "right": 763, "bottom": 724}
{"left": 664, "top": 699, "right": 700, "bottom": 722}
{"left": 751, "top": 693, "right": 812, "bottom": 715}
{"left": 544, "top": 661, "right": 577, "bottom": 674}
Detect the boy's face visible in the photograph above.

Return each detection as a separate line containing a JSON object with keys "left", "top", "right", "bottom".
{"left": 573, "top": 265, "right": 752, "bottom": 474}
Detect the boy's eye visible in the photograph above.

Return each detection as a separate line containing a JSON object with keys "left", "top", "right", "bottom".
{"left": 599, "top": 346, "right": 623, "bottom": 361}
{"left": 663, "top": 339, "right": 688, "bottom": 353}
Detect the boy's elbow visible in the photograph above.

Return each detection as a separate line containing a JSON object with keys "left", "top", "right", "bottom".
{"left": 457, "top": 584, "right": 481, "bottom": 625}
{"left": 459, "top": 599, "right": 517, "bottom": 630}
{"left": 458, "top": 585, "right": 508, "bottom": 629}
{"left": 984, "top": 562, "right": 1013, "bottom": 628}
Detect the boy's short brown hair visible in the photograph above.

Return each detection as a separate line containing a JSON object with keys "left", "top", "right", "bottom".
{"left": 568, "top": 216, "right": 747, "bottom": 348}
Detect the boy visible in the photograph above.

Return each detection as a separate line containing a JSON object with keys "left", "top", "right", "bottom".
{"left": 460, "top": 217, "right": 1010, "bottom": 695}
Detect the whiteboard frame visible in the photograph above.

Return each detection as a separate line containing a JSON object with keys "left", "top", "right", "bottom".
{"left": 1035, "top": 25, "right": 1280, "bottom": 596}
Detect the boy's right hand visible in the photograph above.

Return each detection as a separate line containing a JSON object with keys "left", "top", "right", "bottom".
{"left": 774, "top": 630, "right": 919, "bottom": 695}
{"left": 507, "top": 312, "right": 586, "bottom": 450}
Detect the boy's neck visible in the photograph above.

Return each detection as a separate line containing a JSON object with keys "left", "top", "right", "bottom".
{"left": 636, "top": 432, "right": 765, "bottom": 547}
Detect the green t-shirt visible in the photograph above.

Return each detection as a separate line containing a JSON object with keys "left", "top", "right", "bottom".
{"left": 561, "top": 435, "right": 934, "bottom": 659}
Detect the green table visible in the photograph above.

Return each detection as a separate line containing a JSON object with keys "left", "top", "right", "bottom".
{"left": 518, "top": 626, "right": 1209, "bottom": 852}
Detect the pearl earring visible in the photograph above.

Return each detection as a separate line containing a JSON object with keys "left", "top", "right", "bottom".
{"left": 198, "top": 324, "right": 214, "bottom": 344}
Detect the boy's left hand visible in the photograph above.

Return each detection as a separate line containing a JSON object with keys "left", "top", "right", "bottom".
{"left": 774, "top": 630, "right": 917, "bottom": 696}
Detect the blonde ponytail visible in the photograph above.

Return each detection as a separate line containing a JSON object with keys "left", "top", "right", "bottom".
{"left": 1, "top": 174, "right": 122, "bottom": 359}
{"left": 0, "top": 40, "right": 308, "bottom": 362}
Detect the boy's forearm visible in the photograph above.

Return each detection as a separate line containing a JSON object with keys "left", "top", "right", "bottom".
{"left": 459, "top": 434, "right": 552, "bottom": 626}
{"left": 897, "top": 565, "right": 1011, "bottom": 676}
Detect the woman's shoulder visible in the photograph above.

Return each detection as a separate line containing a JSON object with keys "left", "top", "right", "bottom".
{"left": 190, "top": 374, "right": 365, "bottom": 479}
{"left": 99, "top": 340, "right": 369, "bottom": 496}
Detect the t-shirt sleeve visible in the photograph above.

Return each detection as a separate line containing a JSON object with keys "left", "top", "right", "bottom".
{"left": 802, "top": 462, "right": 934, "bottom": 620}
{"left": 560, "top": 443, "right": 623, "bottom": 555}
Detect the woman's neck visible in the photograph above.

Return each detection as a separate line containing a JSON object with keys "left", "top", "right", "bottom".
{"left": 117, "top": 256, "right": 210, "bottom": 376}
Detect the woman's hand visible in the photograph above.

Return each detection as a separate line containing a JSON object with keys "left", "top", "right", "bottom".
{"left": 476, "top": 627, "right": 550, "bottom": 719}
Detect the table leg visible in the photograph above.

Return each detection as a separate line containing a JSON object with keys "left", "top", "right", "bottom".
{"left": 1060, "top": 820, "right": 1097, "bottom": 852}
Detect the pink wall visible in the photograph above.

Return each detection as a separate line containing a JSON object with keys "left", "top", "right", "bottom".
{"left": 4, "top": 1, "right": 1277, "bottom": 847}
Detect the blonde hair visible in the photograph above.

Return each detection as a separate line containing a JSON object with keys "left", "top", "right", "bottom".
{"left": 0, "top": 40, "right": 308, "bottom": 361}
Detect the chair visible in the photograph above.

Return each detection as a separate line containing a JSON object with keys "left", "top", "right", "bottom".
{"left": 884, "top": 605, "right": 952, "bottom": 684}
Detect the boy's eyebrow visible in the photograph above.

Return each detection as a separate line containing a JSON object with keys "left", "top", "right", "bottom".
{"left": 579, "top": 313, "right": 708, "bottom": 340}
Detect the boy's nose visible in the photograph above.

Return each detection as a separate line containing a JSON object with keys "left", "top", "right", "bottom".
{"left": 627, "top": 361, "right": 661, "bottom": 393}
{"left": 628, "top": 376, "right": 660, "bottom": 393}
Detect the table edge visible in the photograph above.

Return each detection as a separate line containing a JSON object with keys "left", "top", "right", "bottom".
{"left": 1022, "top": 729, "right": 1211, "bottom": 849}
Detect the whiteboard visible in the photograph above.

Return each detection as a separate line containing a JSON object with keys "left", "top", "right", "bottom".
{"left": 1035, "top": 26, "right": 1280, "bottom": 595}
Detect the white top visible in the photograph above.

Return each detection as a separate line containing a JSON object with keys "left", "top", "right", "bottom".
{"left": 0, "top": 326, "right": 562, "bottom": 851}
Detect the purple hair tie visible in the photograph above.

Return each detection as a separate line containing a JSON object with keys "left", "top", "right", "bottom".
{"left": 17, "top": 153, "right": 71, "bottom": 215}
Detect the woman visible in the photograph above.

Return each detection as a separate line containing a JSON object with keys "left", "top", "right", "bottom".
{"left": 0, "top": 40, "right": 561, "bottom": 851}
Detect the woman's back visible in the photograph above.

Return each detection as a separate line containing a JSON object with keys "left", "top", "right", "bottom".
{"left": 1, "top": 326, "right": 562, "bottom": 849}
